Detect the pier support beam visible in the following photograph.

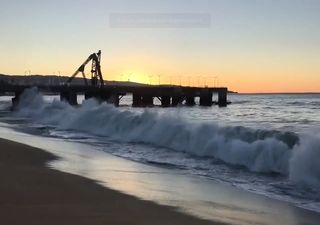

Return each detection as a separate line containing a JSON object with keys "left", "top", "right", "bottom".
{"left": 161, "top": 96, "right": 171, "bottom": 107}
{"left": 84, "top": 91, "right": 108, "bottom": 102}
{"left": 200, "top": 90, "right": 213, "bottom": 106}
{"left": 60, "top": 91, "right": 78, "bottom": 105}
{"left": 12, "top": 91, "right": 22, "bottom": 109}
{"left": 84, "top": 91, "right": 95, "bottom": 100}
{"left": 85, "top": 91, "right": 120, "bottom": 106}
{"left": 218, "top": 89, "right": 228, "bottom": 107}
{"left": 172, "top": 96, "right": 183, "bottom": 106}
{"left": 107, "top": 94, "right": 120, "bottom": 106}
{"left": 185, "top": 96, "right": 196, "bottom": 106}
{"left": 132, "top": 94, "right": 142, "bottom": 107}
{"left": 141, "top": 95, "right": 154, "bottom": 106}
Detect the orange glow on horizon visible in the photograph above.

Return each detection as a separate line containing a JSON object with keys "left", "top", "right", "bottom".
{"left": 103, "top": 71, "right": 320, "bottom": 93}
{"left": 1, "top": 56, "right": 320, "bottom": 93}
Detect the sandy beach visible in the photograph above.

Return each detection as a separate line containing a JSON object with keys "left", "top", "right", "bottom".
{"left": 0, "top": 137, "right": 223, "bottom": 225}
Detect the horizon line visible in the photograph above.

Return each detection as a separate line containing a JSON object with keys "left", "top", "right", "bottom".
{"left": 1, "top": 73, "right": 319, "bottom": 94}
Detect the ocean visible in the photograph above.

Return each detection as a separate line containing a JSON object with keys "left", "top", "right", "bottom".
{"left": 0, "top": 88, "right": 319, "bottom": 222}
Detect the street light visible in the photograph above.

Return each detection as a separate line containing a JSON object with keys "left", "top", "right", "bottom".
{"left": 198, "top": 76, "right": 201, "bottom": 87}
{"left": 213, "top": 76, "right": 218, "bottom": 87}
{"left": 204, "top": 76, "right": 208, "bottom": 87}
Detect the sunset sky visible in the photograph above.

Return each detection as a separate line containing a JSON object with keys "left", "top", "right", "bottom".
{"left": 0, "top": 0, "right": 319, "bottom": 93}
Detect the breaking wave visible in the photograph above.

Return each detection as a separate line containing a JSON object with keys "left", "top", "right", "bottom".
{"left": 14, "top": 88, "right": 320, "bottom": 188}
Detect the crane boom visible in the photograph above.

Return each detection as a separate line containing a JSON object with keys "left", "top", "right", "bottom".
{"left": 66, "top": 50, "right": 104, "bottom": 87}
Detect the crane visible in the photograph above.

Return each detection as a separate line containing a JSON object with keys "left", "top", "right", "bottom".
{"left": 66, "top": 50, "right": 104, "bottom": 87}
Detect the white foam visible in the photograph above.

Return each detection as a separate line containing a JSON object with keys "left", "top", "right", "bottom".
{"left": 13, "top": 88, "right": 320, "bottom": 188}
{"left": 290, "top": 135, "right": 320, "bottom": 187}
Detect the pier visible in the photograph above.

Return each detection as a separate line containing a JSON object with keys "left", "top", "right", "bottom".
{"left": 0, "top": 50, "right": 229, "bottom": 108}
{"left": 1, "top": 84, "right": 229, "bottom": 108}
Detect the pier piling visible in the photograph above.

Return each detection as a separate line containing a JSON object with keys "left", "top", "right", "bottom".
{"left": 186, "top": 96, "right": 196, "bottom": 106}
{"left": 60, "top": 91, "right": 78, "bottom": 105}
{"left": 200, "top": 90, "right": 213, "bottom": 106}
{"left": 12, "top": 91, "right": 22, "bottom": 108}
{"left": 141, "top": 95, "right": 154, "bottom": 106}
{"left": 218, "top": 89, "right": 228, "bottom": 107}
{"left": 132, "top": 94, "right": 142, "bottom": 107}
{"left": 107, "top": 94, "right": 120, "bottom": 106}
{"left": 161, "top": 96, "right": 171, "bottom": 107}
{"left": 172, "top": 96, "right": 183, "bottom": 106}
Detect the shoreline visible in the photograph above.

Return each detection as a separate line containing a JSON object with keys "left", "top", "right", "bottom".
{"left": 1, "top": 124, "right": 320, "bottom": 225}
{"left": 0, "top": 137, "right": 222, "bottom": 225}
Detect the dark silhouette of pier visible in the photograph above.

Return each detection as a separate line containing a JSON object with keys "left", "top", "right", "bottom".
{"left": 0, "top": 51, "right": 229, "bottom": 107}
{"left": 0, "top": 83, "right": 228, "bottom": 107}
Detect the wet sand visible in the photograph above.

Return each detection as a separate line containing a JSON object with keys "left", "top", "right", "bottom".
{"left": 0, "top": 138, "right": 223, "bottom": 225}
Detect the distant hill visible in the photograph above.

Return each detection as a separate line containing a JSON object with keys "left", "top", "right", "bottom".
{"left": 0, "top": 74, "right": 152, "bottom": 87}
{"left": 0, "top": 74, "right": 177, "bottom": 88}
{"left": 0, "top": 74, "right": 237, "bottom": 92}
{"left": 0, "top": 74, "right": 146, "bottom": 86}
{"left": 0, "top": 74, "right": 86, "bottom": 86}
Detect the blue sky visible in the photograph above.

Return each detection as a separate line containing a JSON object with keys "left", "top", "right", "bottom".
{"left": 1, "top": 0, "right": 319, "bottom": 92}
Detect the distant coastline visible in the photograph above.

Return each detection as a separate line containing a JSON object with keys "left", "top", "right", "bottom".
{"left": 2, "top": 74, "right": 319, "bottom": 94}
{"left": 0, "top": 74, "right": 237, "bottom": 93}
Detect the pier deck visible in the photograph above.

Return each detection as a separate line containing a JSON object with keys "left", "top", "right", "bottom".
{"left": 0, "top": 83, "right": 229, "bottom": 107}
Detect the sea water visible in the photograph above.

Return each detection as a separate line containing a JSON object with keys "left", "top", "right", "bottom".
{"left": 0, "top": 88, "right": 319, "bottom": 214}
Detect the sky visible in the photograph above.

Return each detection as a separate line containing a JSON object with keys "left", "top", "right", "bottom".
{"left": 0, "top": 0, "right": 319, "bottom": 93}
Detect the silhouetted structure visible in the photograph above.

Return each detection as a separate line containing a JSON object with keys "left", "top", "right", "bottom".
{"left": 0, "top": 51, "right": 229, "bottom": 108}
{"left": 66, "top": 50, "right": 104, "bottom": 87}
